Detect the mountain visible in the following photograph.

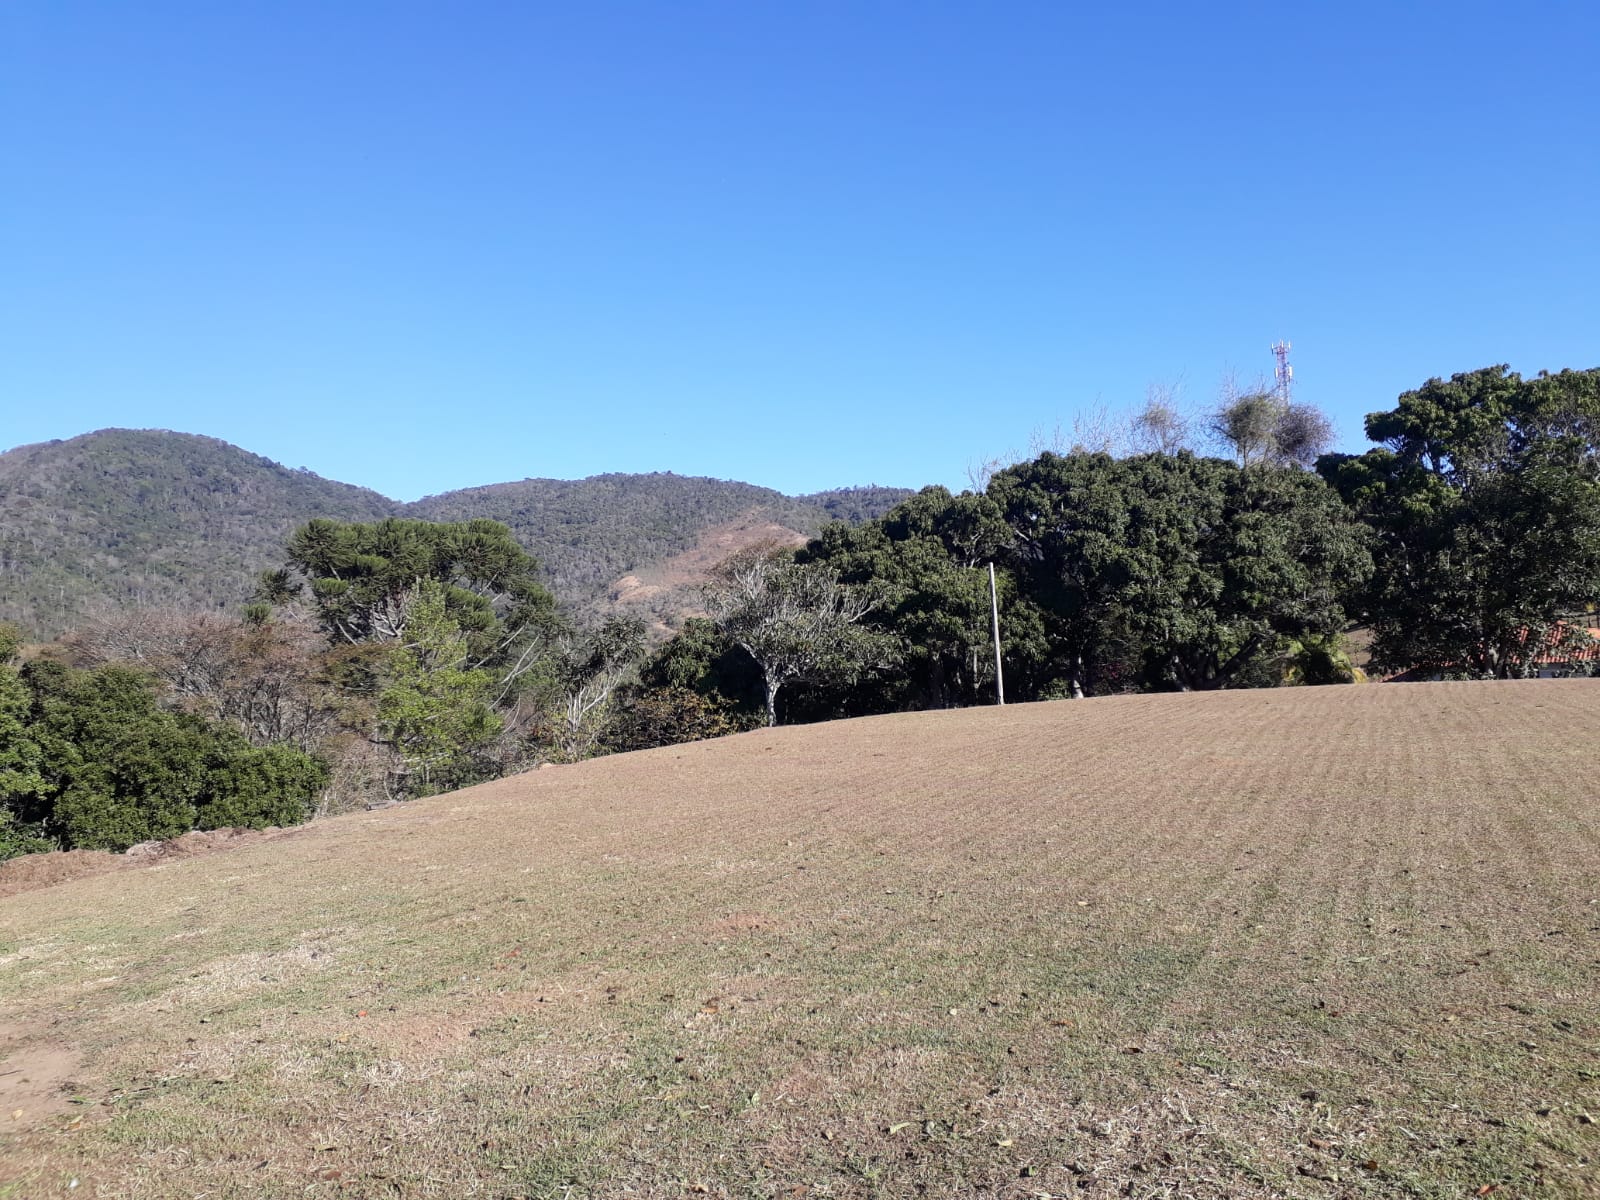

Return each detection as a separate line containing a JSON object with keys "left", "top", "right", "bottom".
{"left": 0, "top": 429, "right": 913, "bottom": 636}
{"left": 0, "top": 430, "right": 393, "bottom": 632}
{"left": 404, "top": 475, "right": 911, "bottom": 621}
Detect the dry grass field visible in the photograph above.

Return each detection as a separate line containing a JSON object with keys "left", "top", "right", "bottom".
{"left": 2, "top": 681, "right": 1598, "bottom": 1199}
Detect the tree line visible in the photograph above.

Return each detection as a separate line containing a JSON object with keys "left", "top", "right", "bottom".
{"left": 2, "top": 363, "right": 1595, "bottom": 860}
{"left": 644, "top": 365, "right": 1597, "bottom": 727}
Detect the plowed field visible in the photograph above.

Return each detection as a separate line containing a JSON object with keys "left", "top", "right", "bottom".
{"left": 2, "top": 681, "right": 1597, "bottom": 1198}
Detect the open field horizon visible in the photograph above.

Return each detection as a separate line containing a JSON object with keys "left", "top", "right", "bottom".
{"left": 3, "top": 682, "right": 1598, "bottom": 1198}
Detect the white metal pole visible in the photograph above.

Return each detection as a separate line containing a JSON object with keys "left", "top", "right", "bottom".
{"left": 988, "top": 562, "right": 1005, "bottom": 706}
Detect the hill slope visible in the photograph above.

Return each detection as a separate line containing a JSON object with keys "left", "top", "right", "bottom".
{"left": 0, "top": 430, "right": 911, "bottom": 634}
{"left": 403, "top": 475, "right": 902, "bottom": 614}
{"left": 2, "top": 682, "right": 1596, "bottom": 1197}
{"left": 0, "top": 430, "right": 392, "bottom": 630}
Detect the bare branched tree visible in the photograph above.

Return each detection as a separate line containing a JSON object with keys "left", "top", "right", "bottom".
{"left": 968, "top": 407, "right": 1131, "bottom": 491}
{"left": 1064, "top": 404, "right": 1131, "bottom": 456}
{"left": 552, "top": 616, "right": 647, "bottom": 760}
{"left": 1129, "top": 381, "right": 1193, "bottom": 454}
{"left": 1206, "top": 370, "right": 1335, "bottom": 468}
{"left": 965, "top": 454, "right": 1008, "bottom": 494}
{"left": 65, "top": 608, "right": 338, "bottom": 751}
{"left": 704, "top": 547, "right": 878, "bottom": 726}
{"left": 1209, "top": 390, "right": 1284, "bottom": 467}
{"left": 1274, "top": 404, "right": 1337, "bottom": 467}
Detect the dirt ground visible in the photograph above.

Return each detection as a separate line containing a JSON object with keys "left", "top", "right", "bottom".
{"left": 0, "top": 827, "right": 284, "bottom": 900}
{"left": 1, "top": 681, "right": 1597, "bottom": 1198}
{"left": 607, "top": 511, "right": 809, "bottom": 633}
{"left": 0, "top": 1024, "right": 84, "bottom": 1135}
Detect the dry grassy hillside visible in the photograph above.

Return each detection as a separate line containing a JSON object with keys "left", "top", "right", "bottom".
{"left": 2, "top": 682, "right": 1598, "bottom": 1198}
{"left": 607, "top": 516, "right": 810, "bottom": 636}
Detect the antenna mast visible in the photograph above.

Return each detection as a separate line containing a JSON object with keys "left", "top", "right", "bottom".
{"left": 1271, "top": 340, "right": 1293, "bottom": 407}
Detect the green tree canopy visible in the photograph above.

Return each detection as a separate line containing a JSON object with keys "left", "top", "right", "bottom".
{"left": 799, "top": 487, "right": 1025, "bottom": 711}
{"left": 0, "top": 660, "right": 326, "bottom": 855}
{"left": 0, "top": 665, "right": 47, "bottom": 853}
{"left": 645, "top": 450, "right": 1369, "bottom": 735}
{"left": 991, "top": 451, "right": 1370, "bottom": 694}
{"left": 1319, "top": 365, "right": 1600, "bottom": 678}
{"left": 269, "top": 517, "right": 559, "bottom": 667}
{"left": 704, "top": 547, "right": 884, "bottom": 726}
{"left": 373, "top": 580, "right": 503, "bottom": 798}
{"left": 637, "top": 617, "right": 764, "bottom": 710}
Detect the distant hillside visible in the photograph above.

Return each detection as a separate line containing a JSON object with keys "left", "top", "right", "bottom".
{"left": 0, "top": 429, "right": 912, "bottom": 636}
{"left": 605, "top": 513, "right": 813, "bottom": 635}
{"left": 405, "top": 476, "right": 908, "bottom": 608}
{"left": 796, "top": 485, "right": 920, "bottom": 525}
{"left": 0, "top": 430, "right": 391, "bottom": 632}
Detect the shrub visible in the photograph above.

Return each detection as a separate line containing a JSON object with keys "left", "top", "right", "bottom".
{"left": 198, "top": 742, "right": 328, "bottom": 830}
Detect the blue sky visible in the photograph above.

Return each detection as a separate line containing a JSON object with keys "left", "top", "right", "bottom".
{"left": 3, "top": 1, "right": 1596, "bottom": 500}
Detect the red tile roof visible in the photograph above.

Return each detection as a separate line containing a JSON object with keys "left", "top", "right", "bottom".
{"left": 1382, "top": 622, "right": 1600, "bottom": 680}
{"left": 1522, "top": 624, "right": 1600, "bottom": 663}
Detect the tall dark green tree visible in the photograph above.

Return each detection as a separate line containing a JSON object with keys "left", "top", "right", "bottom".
{"left": 0, "top": 626, "right": 51, "bottom": 858}
{"left": 636, "top": 617, "right": 765, "bottom": 712}
{"left": 1319, "top": 365, "right": 1600, "bottom": 678}
{"left": 991, "top": 452, "right": 1370, "bottom": 694}
{"left": 373, "top": 580, "right": 503, "bottom": 797}
{"left": 268, "top": 517, "right": 559, "bottom": 669}
{"left": 799, "top": 488, "right": 1030, "bottom": 710}
{"left": 988, "top": 453, "right": 1149, "bottom": 697}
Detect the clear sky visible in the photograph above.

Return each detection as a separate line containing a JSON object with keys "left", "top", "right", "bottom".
{"left": 3, "top": 1, "right": 1596, "bottom": 500}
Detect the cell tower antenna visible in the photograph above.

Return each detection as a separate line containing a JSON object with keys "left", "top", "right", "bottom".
{"left": 1271, "top": 340, "right": 1293, "bottom": 406}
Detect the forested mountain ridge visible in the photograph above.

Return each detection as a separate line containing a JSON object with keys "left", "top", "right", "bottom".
{"left": 0, "top": 430, "right": 393, "bottom": 632}
{"left": 405, "top": 474, "right": 906, "bottom": 605}
{"left": 0, "top": 429, "right": 912, "bottom": 636}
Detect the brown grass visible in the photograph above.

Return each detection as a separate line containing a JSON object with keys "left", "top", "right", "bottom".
{"left": 1, "top": 681, "right": 1597, "bottom": 1198}
{"left": 0, "top": 828, "right": 285, "bottom": 900}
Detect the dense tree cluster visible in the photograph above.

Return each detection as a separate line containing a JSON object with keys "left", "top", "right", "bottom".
{"left": 657, "top": 452, "right": 1371, "bottom": 724}
{"left": 623, "top": 364, "right": 1596, "bottom": 725}
{"left": 0, "top": 625, "right": 327, "bottom": 857}
{"left": 254, "top": 517, "right": 645, "bottom": 797}
{"left": 3, "top": 513, "right": 656, "bottom": 858}
{"left": 1320, "top": 366, "right": 1600, "bottom": 678}
{"left": 991, "top": 451, "right": 1369, "bottom": 695}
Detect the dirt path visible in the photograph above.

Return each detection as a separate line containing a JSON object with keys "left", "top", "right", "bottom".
{"left": 0, "top": 1026, "right": 83, "bottom": 1134}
